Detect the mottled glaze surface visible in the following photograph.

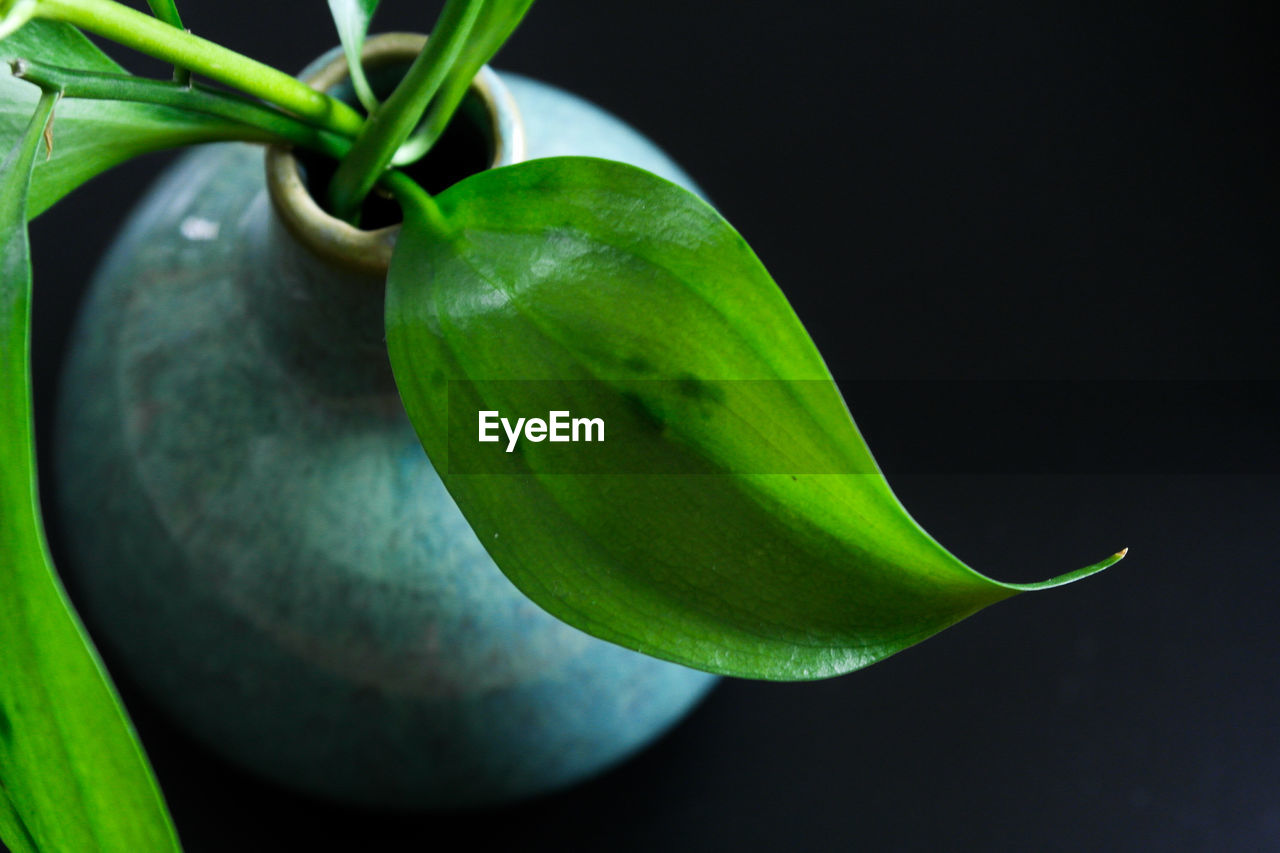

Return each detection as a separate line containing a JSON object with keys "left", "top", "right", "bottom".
{"left": 54, "top": 72, "right": 716, "bottom": 808}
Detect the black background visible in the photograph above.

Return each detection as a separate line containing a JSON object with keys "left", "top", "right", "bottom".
{"left": 23, "top": 1, "right": 1280, "bottom": 850}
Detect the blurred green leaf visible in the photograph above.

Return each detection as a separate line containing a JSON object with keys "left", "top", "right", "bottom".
{"left": 386, "top": 157, "right": 1123, "bottom": 680}
{"left": 0, "top": 90, "right": 180, "bottom": 851}
{"left": 326, "top": 0, "right": 380, "bottom": 112}
{"left": 0, "top": 19, "right": 274, "bottom": 218}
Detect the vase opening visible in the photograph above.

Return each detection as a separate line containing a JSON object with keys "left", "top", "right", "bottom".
{"left": 265, "top": 32, "right": 523, "bottom": 276}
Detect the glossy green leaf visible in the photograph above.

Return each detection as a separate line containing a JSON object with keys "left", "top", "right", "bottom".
{"left": 392, "top": 0, "right": 534, "bottom": 164}
{"left": 0, "top": 93, "right": 179, "bottom": 852}
{"left": 327, "top": 0, "right": 380, "bottom": 113}
{"left": 0, "top": 19, "right": 274, "bottom": 218}
{"left": 385, "top": 158, "right": 1123, "bottom": 680}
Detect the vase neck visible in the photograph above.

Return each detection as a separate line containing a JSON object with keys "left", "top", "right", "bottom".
{"left": 243, "top": 36, "right": 525, "bottom": 399}
{"left": 243, "top": 200, "right": 396, "bottom": 398}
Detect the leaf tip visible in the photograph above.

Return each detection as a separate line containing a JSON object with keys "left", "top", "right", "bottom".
{"left": 1001, "top": 546, "right": 1127, "bottom": 593}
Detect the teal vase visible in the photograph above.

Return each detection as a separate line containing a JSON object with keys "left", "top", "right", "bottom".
{"left": 53, "top": 36, "right": 716, "bottom": 809}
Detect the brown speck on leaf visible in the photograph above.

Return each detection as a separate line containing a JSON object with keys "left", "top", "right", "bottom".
{"left": 42, "top": 111, "right": 53, "bottom": 160}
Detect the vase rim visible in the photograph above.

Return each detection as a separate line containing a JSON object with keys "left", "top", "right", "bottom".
{"left": 265, "top": 32, "right": 525, "bottom": 278}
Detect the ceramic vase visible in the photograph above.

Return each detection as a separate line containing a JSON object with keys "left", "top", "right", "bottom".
{"left": 54, "top": 34, "right": 716, "bottom": 809}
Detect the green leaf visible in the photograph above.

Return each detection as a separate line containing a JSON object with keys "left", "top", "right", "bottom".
{"left": 393, "top": 0, "right": 534, "bottom": 164}
{"left": 385, "top": 158, "right": 1124, "bottom": 681}
{"left": 0, "top": 19, "right": 275, "bottom": 218}
{"left": 327, "top": 0, "right": 380, "bottom": 113}
{"left": 0, "top": 93, "right": 180, "bottom": 851}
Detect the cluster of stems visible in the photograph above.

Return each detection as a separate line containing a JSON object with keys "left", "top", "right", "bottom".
{"left": 2, "top": 0, "right": 503, "bottom": 224}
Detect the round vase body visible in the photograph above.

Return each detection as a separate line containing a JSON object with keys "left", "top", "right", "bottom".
{"left": 53, "top": 71, "right": 716, "bottom": 808}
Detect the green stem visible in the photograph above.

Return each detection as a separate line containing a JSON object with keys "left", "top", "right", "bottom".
{"left": 142, "top": 0, "right": 189, "bottom": 85}
{"left": 382, "top": 169, "right": 452, "bottom": 239}
{"left": 390, "top": 69, "right": 466, "bottom": 165}
{"left": 0, "top": 0, "right": 38, "bottom": 40}
{"left": 143, "top": 0, "right": 183, "bottom": 28}
{"left": 11, "top": 58, "right": 353, "bottom": 159}
{"left": 393, "top": 0, "right": 537, "bottom": 166}
{"left": 143, "top": 0, "right": 182, "bottom": 29}
{"left": 31, "top": 0, "right": 364, "bottom": 136}
{"left": 326, "top": 0, "right": 483, "bottom": 222}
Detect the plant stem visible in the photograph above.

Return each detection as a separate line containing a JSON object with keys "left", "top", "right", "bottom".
{"left": 382, "top": 169, "right": 452, "bottom": 239}
{"left": 143, "top": 0, "right": 182, "bottom": 29}
{"left": 392, "top": 0, "right": 537, "bottom": 166}
{"left": 390, "top": 72, "right": 465, "bottom": 165}
{"left": 0, "top": 0, "right": 38, "bottom": 40}
{"left": 11, "top": 58, "right": 353, "bottom": 159}
{"left": 326, "top": 0, "right": 483, "bottom": 222}
{"left": 142, "top": 0, "right": 189, "bottom": 85}
{"left": 31, "top": 0, "right": 364, "bottom": 137}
